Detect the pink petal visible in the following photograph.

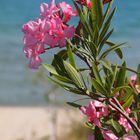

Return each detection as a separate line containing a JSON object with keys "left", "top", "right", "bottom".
{"left": 86, "top": 0, "right": 92, "bottom": 9}
{"left": 123, "top": 135, "right": 137, "bottom": 140}
{"left": 102, "top": 130, "right": 118, "bottom": 140}
{"left": 29, "top": 56, "right": 42, "bottom": 69}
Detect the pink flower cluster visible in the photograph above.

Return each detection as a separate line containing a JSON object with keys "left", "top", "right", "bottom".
{"left": 22, "top": 0, "right": 77, "bottom": 69}
{"left": 81, "top": 101, "right": 137, "bottom": 140}
{"left": 81, "top": 101, "right": 118, "bottom": 140}
{"left": 80, "top": 100, "right": 108, "bottom": 127}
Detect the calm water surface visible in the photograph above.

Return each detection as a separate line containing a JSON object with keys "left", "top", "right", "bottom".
{"left": 0, "top": 0, "right": 140, "bottom": 105}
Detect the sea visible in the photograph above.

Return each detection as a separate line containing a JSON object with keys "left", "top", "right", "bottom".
{"left": 0, "top": 0, "right": 140, "bottom": 106}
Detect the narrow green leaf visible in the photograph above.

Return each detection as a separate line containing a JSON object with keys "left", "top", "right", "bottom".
{"left": 99, "top": 59, "right": 112, "bottom": 71}
{"left": 111, "top": 119, "right": 123, "bottom": 134}
{"left": 52, "top": 50, "right": 67, "bottom": 66}
{"left": 122, "top": 94, "right": 134, "bottom": 108}
{"left": 53, "top": 75, "right": 73, "bottom": 84}
{"left": 43, "top": 64, "right": 57, "bottom": 75}
{"left": 110, "top": 64, "right": 118, "bottom": 88}
{"left": 67, "top": 87, "right": 85, "bottom": 95}
{"left": 103, "top": 0, "right": 114, "bottom": 20}
{"left": 92, "top": 62, "right": 103, "bottom": 85}
{"left": 99, "top": 43, "right": 125, "bottom": 59}
{"left": 67, "top": 102, "right": 81, "bottom": 108}
{"left": 52, "top": 54, "right": 68, "bottom": 77}
{"left": 99, "top": 29, "right": 114, "bottom": 52}
{"left": 72, "top": 0, "right": 93, "bottom": 37}
{"left": 116, "top": 62, "right": 126, "bottom": 87}
{"left": 106, "top": 119, "right": 125, "bottom": 137}
{"left": 64, "top": 61, "right": 84, "bottom": 88}
{"left": 48, "top": 76, "right": 73, "bottom": 89}
{"left": 99, "top": 8, "right": 116, "bottom": 46}
{"left": 95, "top": 126, "right": 104, "bottom": 140}
{"left": 92, "top": 78, "right": 107, "bottom": 96}
{"left": 132, "top": 108, "right": 140, "bottom": 112}
{"left": 106, "top": 41, "right": 123, "bottom": 59}
{"left": 67, "top": 41, "right": 76, "bottom": 68}
{"left": 91, "top": 0, "right": 103, "bottom": 28}
{"left": 111, "top": 86, "right": 131, "bottom": 96}
{"left": 137, "top": 64, "right": 140, "bottom": 84}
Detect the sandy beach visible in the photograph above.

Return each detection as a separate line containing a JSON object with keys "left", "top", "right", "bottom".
{"left": 0, "top": 106, "right": 83, "bottom": 140}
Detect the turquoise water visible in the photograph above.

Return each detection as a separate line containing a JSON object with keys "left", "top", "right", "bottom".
{"left": 0, "top": 0, "right": 140, "bottom": 105}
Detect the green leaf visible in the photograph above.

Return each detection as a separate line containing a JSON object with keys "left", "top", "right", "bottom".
{"left": 122, "top": 94, "right": 134, "bottom": 108}
{"left": 99, "top": 8, "right": 116, "bottom": 46}
{"left": 85, "top": 122, "right": 93, "bottom": 129}
{"left": 106, "top": 41, "right": 123, "bottom": 59}
{"left": 99, "top": 43, "right": 125, "bottom": 60}
{"left": 72, "top": 0, "right": 93, "bottom": 37}
{"left": 103, "top": 64, "right": 117, "bottom": 94}
{"left": 110, "top": 64, "right": 118, "bottom": 87}
{"left": 92, "top": 62, "right": 103, "bottom": 85}
{"left": 115, "top": 62, "right": 126, "bottom": 87}
{"left": 91, "top": 0, "right": 103, "bottom": 28}
{"left": 52, "top": 49, "right": 67, "bottom": 65}
{"left": 68, "top": 88, "right": 85, "bottom": 95}
{"left": 43, "top": 64, "right": 58, "bottom": 75}
{"left": 106, "top": 119, "right": 125, "bottom": 137}
{"left": 48, "top": 76, "right": 73, "bottom": 89}
{"left": 111, "top": 86, "right": 131, "bottom": 96}
{"left": 64, "top": 61, "right": 84, "bottom": 89}
{"left": 94, "top": 126, "right": 104, "bottom": 140}
{"left": 53, "top": 75, "right": 73, "bottom": 84}
{"left": 66, "top": 41, "right": 76, "bottom": 68}
{"left": 99, "top": 59, "right": 112, "bottom": 71}
{"left": 103, "top": 1, "right": 114, "bottom": 20}
{"left": 93, "top": 24, "right": 99, "bottom": 45}
{"left": 52, "top": 54, "right": 68, "bottom": 77}
{"left": 137, "top": 64, "right": 140, "bottom": 84}
{"left": 92, "top": 78, "right": 107, "bottom": 96}
{"left": 67, "top": 102, "right": 81, "bottom": 108}
{"left": 132, "top": 108, "right": 140, "bottom": 113}
{"left": 99, "top": 29, "right": 114, "bottom": 52}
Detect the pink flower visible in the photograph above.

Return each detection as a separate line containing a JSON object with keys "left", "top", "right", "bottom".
{"left": 81, "top": 101, "right": 101, "bottom": 127}
{"left": 86, "top": 0, "right": 92, "bottom": 9}
{"left": 80, "top": 101, "right": 108, "bottom": 127}
{"left": 130, "top": 75, "right": 137, "bottom": 84}
{"left": 130, "top": 75, "right": 140, "bottom": 93}
{"left": 22, "top": 0, "right": 76, "bottom": 69}
{"left": 44, "top": 17, "right": 75, "bottom": 48}
{"left": 59, "top": 2, "right": 77, "bottom": 23}
{"left": 24, "top": 43, "right": 45, "bottom": 69}
{"left": 102, "top": 130, "right": 118, "bottom": 140}
{"left": 22, "top": 19, "right": 46, "bottom": 68}
{"left": 22, "top": 19, "right": 46, "bottom": 46}
{"left": 118, "top": 108, "right": 132, "bottom": 133}
{"left": 123, "top": 135, "right": 137, "bottom": 140}
{"left": 119, "top": 116, "right": 131, "bottom": 133}
{"left": 59, "top": 26, "right": 75, "bottom": 47}
{"left": 40, "top": 0, "right": 60, "bottom": 18}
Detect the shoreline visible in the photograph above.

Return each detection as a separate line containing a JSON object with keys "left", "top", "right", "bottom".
{"left": 0, "top": 106, "right": 83, "bottom": 140}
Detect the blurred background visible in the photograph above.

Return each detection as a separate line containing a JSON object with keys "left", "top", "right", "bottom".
{"left": 0, "top": 0, "right": 140, "bottom": 139}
